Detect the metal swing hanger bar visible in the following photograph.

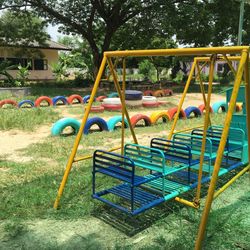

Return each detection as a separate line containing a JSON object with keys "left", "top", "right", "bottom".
{"left": 104, "top": 46, "right": 249, "bottom": 58}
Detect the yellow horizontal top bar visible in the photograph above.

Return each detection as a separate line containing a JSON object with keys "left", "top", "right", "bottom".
{"left": 104, "top": 46, "right": 249, "bottom": 58}
{"left": 195, "top": 56, "right": 250, "bottom": 62}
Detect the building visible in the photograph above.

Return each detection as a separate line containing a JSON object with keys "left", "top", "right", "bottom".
{"left": 0, "top": 40, "right": 71, "bottom": 81}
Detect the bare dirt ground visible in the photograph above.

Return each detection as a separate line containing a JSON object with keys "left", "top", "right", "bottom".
{"left": 0, "top": 93, "right": 225, "bottom": 163}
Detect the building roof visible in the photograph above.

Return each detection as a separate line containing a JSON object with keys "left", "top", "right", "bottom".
{"left": 0, "top": 40, "right": 71, "bottom": 51}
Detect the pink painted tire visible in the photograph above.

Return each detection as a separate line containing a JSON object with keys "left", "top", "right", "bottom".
{"left": 85, "top": 106, "right": 104, "bottom": 113}
{"left": 163, "top": 89, "right": 173, "bottom": 96}
{"left": 67, "top": 94, "right": 83, "bottom": 104}
{"left": 198, "top": 104, "right": 213, "bottom": 114}
{"left": 130, "top": 114, "right": 152, "bottom": 128}
{"left": 101, "top": 103, "right": 122, "bottom": 111}
{"left": 0, "top": 99, "right": 18, "bottom": 108}
{"left": 34, "top": 96, "right": 53, "bottom": 107}
{"left": 167, "top": 107, "right": 187, "bottom": 120}
{"left": 143, "top": 90, "right": 154, "bottom": 96}
{"left": 96, "top": 96, "right": 107, "bottom": 102}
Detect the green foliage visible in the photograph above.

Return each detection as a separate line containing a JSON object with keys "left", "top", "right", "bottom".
{"left": 14, "top": 63, "right": 31, "bottom": 87}
{"left": 138, "top": 60, "right": 156, "bottom": 80}
{"left": 0, "top": 60, "right": 15, "bottom": 84}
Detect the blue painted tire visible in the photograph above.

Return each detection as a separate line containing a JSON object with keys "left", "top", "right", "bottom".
{"left": 51, "top": 118, "right": 80, "bottom": 136}
{"left": 108, "top": 92, "right": 119, "bottom": 98}
{"left": 184, "top": 106, "right": 202, "bottom": 118}
{"left": 52, "top": 96, "right": 68, "bottom": 106}
{"left": 125, "top": 90, "right": 142, "bottom": 100}
{"left": 18, "top": 100, "right": 34, "bottom": 108}
{"left": 84, "top": 117, "right": 108, "bottom": 135}
{"left": 212, "top": 101, "right": 228, "bottom": 113}
{"left": 83, "top": 95, "right": 90, "bottom": 103}
{"left": 107, "top": 116, "right": 129, "bottom": 131}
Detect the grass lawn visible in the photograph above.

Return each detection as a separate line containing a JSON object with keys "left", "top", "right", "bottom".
{"left": 0, "top": 88, "right": 249, "bottom": 250}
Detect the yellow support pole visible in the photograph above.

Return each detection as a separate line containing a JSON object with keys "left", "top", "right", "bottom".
{"left": 222, "top": 54, "right": 237, "bottom": 76}
{"left": 174, "top": 197, "right": 199, "bottom": 209}
{"left": 168, "top": 60, "right": 196, "bottom": 140}
{"left": 53, "top": 55, "right": 107, "bottom": 209}
{"left": 244, "top": 51, "right": 250, "bottom": 178}
{"left": 107, "top": 58, "right": 139, "bottom": 145}
{"left": 195, "top": 49, "right": 248, "bottom": 250}
{"left": 121, "top": 58, "right": 126, "bottom": 155}
{"left": 213, "top": 165, "right": 250, "bottom": 199}
{"left": 195, "top": 55, "right": 216, "bottom": 204}
{"left": 196, "top": 61, "right": 212, "bottom": 126}
{"left": 106, "top": 58, "right": 119, "bottom": 81}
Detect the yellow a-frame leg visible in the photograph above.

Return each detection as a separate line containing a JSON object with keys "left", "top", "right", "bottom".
{"left": 195, "top": 49, "right": 249, "bottom": 250}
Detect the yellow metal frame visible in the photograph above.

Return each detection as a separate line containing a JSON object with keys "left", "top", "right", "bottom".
{"left": 53, "top": 46, "right": 249, "bottom": 249}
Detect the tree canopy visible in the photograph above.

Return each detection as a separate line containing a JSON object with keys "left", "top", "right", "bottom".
{"left": 0, "top": 0, "right": 249, "bottom": 76}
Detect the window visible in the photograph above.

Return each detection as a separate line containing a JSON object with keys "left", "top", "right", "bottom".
{"left": 5, "top": 58, "right": 32, "bottom": 70}
{"left": 34, "top": 59, "right": 48, "bottom": 70}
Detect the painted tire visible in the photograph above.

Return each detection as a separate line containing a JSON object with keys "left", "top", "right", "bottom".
{"left": 83, "top": 95, "right": 90, "bottom": 103}
{"left": 18, "top": 100, "right": 34, "bottom": 108}
{"left": 51, "top": 118, "right": 81, "bottom": 136}
{"left": 125, "top": 90, "right": 142, "bottom": 100}
{"left": 167, "top": 107, "right": 187, "bottom": 120}
{"left": 103, "top": 98, "right": 121, "bottom": 105}
{"left": 153, "top": 90, "right": 165, "bottom": 97}
{"left": 0, "top": 99, "right": 18, "bottom": 108}
{"left": 96, "top": 96, "right": 107, "bottom": 102}
{"left": 163, "top": 89, "right": 173, "bottom": 96}
{"left": 67, "top": 94, "right": 83, "bottom": 104}
{"left": 142, "top": 102, "right": 159, "bottom": 108}
{"left": 85, "top": 106, "right": 105, "bottom": 113}
{"left": 108, "top": 92, "right": 119, "bottom": 98}
{"left": 101, "top": 103, "right": 122, "bottom": 111}
{"left": 52, "top": 96, "right": 68, "bottom": 106}
{"left": 184, "top": 106, "right": 202, "bottom": 118}
{"left": 212, "top": 101, "right": 228, "bottom": 113}
{"left": 142, "top": 96, "right": 157, "bottom": 103}
{"left": 107, "top": 115, "right": 129, "bottom": 131}
{"left": 150, "top": 111, "right": 171, "bottom": 124}
{"left": 125, "top": 99, "right": 143, "bottom": 107}
{"left": 143, "top": 90, "right": 154, "bottom": 96}
{"left": 236, "top": 103, "right": 243, "bottom": 112}
{"left": 198, "top": 104, "right": 213, "bottom": 114}
{"left": 34, "top": 96, "right": 53, "bottom": 107}
{"left": 130, "top": 114, "right": 152, "bottom": 128}
{"left": 84, "top": 117, "right": 108, "bottom": 135}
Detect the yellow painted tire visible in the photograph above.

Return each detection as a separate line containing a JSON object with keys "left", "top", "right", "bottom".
{"left": 153, "top": 90, "right": 165, "bottom": 97}
{"left": 150, "top": 111, "right": 171, "bottom": 124}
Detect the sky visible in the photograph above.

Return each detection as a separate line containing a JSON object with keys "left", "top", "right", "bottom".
{"left": 47, "top": 24, "right": 61, "bottom": 41}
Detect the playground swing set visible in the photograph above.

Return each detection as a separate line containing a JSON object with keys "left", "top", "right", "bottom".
{"left": 53, "top": 46, "right": 250, "bottom": 249}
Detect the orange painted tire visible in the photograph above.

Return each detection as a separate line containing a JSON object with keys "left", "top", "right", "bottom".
{"left": 163, "top": 89, "right": 173, "bottom": 96}
{"left": 130, "top": 114, "right": 152, "bottom": 128}
{"left": 142, "top": 102, "right": 160, "bottom": 108}
{"left": 167, "top": 107, "right": 187, "bottom": 120}
{"left": 198, "top": 104, "right": 213, "bottom": 114}
{"left": 34, "top": 96, "right": 53, "bottom": 107}
{"left": 0, "top": 99, "right": 18, "bottom": 108}
{"left": 143, "top": 90, "right": 154, "bottom": 96}
{"left": 85, "top": 106, "right": 104, "bottom": 113}
{"left": 67, "top": 94, "right": 83, "bottom": 104}
{"left": 235, "top": 103, "right": 242, "bottom": 112}
{"left": 96, "top": 95, "right": 107, "bottom": 102}
{"left": 153, "top": 90, "right": 165, "bottom": 97}
{"left": 101, "top": 103, "right": 122, "bottom": 111}
{"left": 150, "top": 111, "right": 171, "bottom": 124}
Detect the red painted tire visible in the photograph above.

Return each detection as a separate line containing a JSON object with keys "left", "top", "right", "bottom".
{"left": 101, "top": 103, "right": 122, "bottom": 111}
{"left": 0, "top": 99, "right": 18, "bottom": 108}
{"left": 153, "top": 90, "right": 165, "bottom": 97}
{"left": 198, "top": 104, "right": 213, "bottom": 114}
{"left": 167, "top": 107, "right": 187, "bottom": 120}
{"left": 96, "top": 95, "right": 107, "bottom": 102}
{"left": 67, "top": 94, "right": 83, "bottom": 104}
{"left": 34, "top": 96, "right": 53, "bottom": 107}
{"left": 163, "top": 89, "right": 174, "bottom": 96}
{"left": 130, "top": 114, "right": 152, "bottom": 128}
{"left": 142, "top": 102, "right": 160, "bottom": 108}
{"left": 85, "top": 106, "right": 104, "bottom": 113}
{"left": 143, "top": 90, "right": 154, "bottom": 96}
